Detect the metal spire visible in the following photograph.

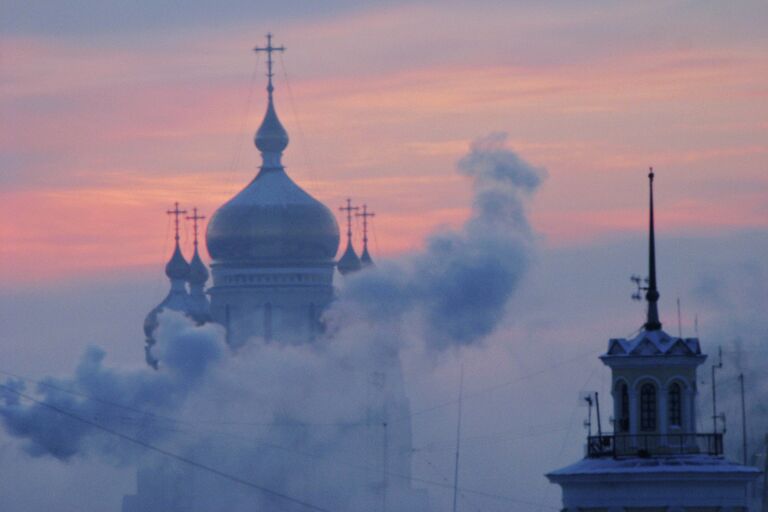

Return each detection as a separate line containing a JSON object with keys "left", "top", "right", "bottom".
{"left": 166, "top": 202, "right": 187, "bottom": 244}
{"left": 645, "top": 168, "right": 662, "bottom": 331}
{"left": 339, "top": 198, "right": 359, "bottom": 245}
{"left": 186, "top": 207, "right": 206, "bottom": 249}
{"left": 254, "top": 33, "right": 285, "bottom": 100}
{"left": 355, "top": 204, "right": 375, "bottom": 265}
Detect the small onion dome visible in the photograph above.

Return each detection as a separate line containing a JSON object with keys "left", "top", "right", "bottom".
{"left": 188, "top": 248, "right": 209, "bottom": 285}
{"left": 165, "top": 244, "right": 191, "bottom": 280}
{"left": 337, "top": 243, "right": 362, "bottom": 275}
{"left": 254, "top": 99, "right": 289, "bottom": 154}
{"left": 360, "top": 246, "right": 374, "bottom": 267}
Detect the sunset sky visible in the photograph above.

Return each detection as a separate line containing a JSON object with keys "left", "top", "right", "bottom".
{"left": 3, "top": 1, "right": 766, "bottom": 283}
{"left": 2, "top": 3, "right": 768, "bottom": 512}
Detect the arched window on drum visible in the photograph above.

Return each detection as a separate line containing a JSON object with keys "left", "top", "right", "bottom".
{"left": 616, "top": 382, "right": 630, "bottom": 433}
{"left": 668, "top": 382, "right": 683, "bottom": 428}
{"left": 640, "top": 383, "right": 657, "bottom": 432}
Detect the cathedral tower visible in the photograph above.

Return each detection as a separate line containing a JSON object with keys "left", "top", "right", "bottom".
{"left": 205, "top": 35, "right": 340, "bottom": 346}
{"left": 547, "top": 170, "right": 760, "bottom": 511}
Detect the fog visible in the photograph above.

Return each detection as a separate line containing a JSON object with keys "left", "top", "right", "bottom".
{"left": 0, "top": 135, "right": 766, "bottom": 510}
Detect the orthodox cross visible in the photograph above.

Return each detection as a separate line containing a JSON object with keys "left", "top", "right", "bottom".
{"left": 186, "top": 207, "right": 206, "bottom": 248}
{"left": 355, "top": 204, "right": 375, "bottom": 251}
{"left": 339, "top": 198, "right": 359, "bottom": 244}
{"left": 254, "top": 33, "right": 285, "bottom": 95}
{"left": 166, "top": 202, "right": 187, "bottom": 243}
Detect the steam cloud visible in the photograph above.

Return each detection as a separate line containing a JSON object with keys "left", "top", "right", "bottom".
{"left": 332, "top": 132, "right": 544, "bottom": 351}
{"left": 0, "top": 133, "right": 544, "bottom": 510}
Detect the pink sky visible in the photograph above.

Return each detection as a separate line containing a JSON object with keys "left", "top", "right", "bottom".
{"left": 2, "top": 2, "right": 767, "bottom": 283}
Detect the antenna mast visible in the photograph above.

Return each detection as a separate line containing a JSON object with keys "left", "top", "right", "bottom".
{"left": 739, "top": 373, "right": 747, "bottom": 465}
{"left": 712, "top": 346, "right": 723, "bottom": 434}
{"left": 452, "top": 365, "right": 464, "bottom": 512}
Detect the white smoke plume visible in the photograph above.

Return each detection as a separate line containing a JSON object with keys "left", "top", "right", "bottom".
{"left": 331, "top": 132, "right": 544, "bottom": 351}
{"left": 0, "top": 133, "right": 544, "bottom": 511}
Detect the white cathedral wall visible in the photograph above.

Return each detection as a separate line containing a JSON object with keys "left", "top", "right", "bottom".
{"left": 559, "top": 474, "right": 754, "bottom": 510}
{"left": 208, "top": 271, "right": 335, "bottom": 346}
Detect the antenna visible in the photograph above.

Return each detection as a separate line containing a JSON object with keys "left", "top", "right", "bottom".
{"left": 381, "top": 418, "right": 388, "bottom": 512}
{"left": 580, "top": 392, "right": 593, "bottom": 436}
{"left": 677, "top": 297, "right": 683, "bottom": 338}
{"left": 451, "top": 364, "right": 464, "bottom": 512}
{"left": 595, "top": 392, "right": 603, "bottom": 439}
{"left": 739, "top": 373, "right": 747, "bottom": 465}
{"left": 630, "top": 274, "right": 648, "bottom": 302}
{"left": 694, "top": 314, "right": 700, "bottom": 337}
{"left": 712, "top": 346, "right": 723, "bottom": 434}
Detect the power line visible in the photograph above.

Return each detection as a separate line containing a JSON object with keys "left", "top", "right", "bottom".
{"left": 390, "top": 347, "right": 601, "bottom": 426}
{"left": 0, "top": 382, "right": 332, "bottom": 512}
{"left": 0, "top": 347, "right": 599, "bottom": 431}
{"left": 0, "top": 381, "right": 558, "bottom": 510}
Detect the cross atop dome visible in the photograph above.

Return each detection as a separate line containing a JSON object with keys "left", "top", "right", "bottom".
{"left": 166, "top": 202, "right": 187, "bottom": 243}
{"left": 337, "top": 198, "right": 362, "bottom": 275}
{"left": 253, "top": 34, "right": 289, "bottom": 167}
{"left": 186, "top": 207, "right": 206, "bottom": 249}
{"left": 356, "top": 204, "right": 375, "bottom": 267}
{"left": 254, "top": 33, "right": 285, "bottom": 97}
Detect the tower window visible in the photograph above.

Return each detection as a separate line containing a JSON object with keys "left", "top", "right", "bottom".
{"left": 617, "top": 382, "right": 630, "bottom": 433}
{"left": 640, "top": 383, "right": 657, "bottom": 432}
{"left": 668, "top": 382, "right": 682, "bottom": 427}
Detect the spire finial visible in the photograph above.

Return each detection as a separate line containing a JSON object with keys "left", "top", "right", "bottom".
{"left": 186, "top": 207, "right": 206, "bottom": 249}
{"left": 339, "top": 198, "right": 359, "bottom": 245}
{"left": 254, "top": 33, "right": 285, "bottom": 99}
{"left": 166, "top": 202, "right": 187, "bottom": 244}
{"left": 355, "top": 204, "right": 376, "bottom": 266}
{"left": 253, "top": 34, "right": 289, "bottom": 166}
{"left": 645, "top": 167, "right": 662, "bottom": 331}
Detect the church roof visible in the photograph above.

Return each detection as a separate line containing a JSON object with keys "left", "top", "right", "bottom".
{"left": 604, "top": 329, "right": 702, "bottom": 358}
{"left": 206, "top": 168, "right": 340, "bottom": 265}
{"left": 548, "top": 454, "right": 760, "bottom": 479}
{"left": 187, "top": 246, "right": 209, "bottom": 285}
{"left": 337, "top": 242, "right": 362, "bottom": 275}
{"left": 165, "top": 243, "right": 190, "bottom": 280}
{"left": 205, "top": 38, "right": 339, "bottom": 266}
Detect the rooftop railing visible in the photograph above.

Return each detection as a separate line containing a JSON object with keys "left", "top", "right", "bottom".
{"left": 587, "top": 433, "right": 723, "bottom": 458}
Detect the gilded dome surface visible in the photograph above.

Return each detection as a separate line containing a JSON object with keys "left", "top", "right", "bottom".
{"left": 207, "top": 48, "right": 339, "bottom": 267}
{"left": 206, "top": 168, "right": 339, "bottom": 265}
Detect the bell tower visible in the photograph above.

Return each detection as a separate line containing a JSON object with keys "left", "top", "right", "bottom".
{"left": 547, "top": 170, "right": 760, "bottom": 512}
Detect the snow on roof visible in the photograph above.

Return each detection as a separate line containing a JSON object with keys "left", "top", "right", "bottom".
{"left": 548, "top": 454, "right": 761, "bottom": 476}
{"left": 605, "top": 328, "right": 702, "bottom": 358}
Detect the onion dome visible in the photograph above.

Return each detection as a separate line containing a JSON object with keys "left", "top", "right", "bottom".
{"left": 356, "top": 204, "right": 375, "bottom": 268}
{"left": 360, "top": 246, "right": 373, "bottom": 267}
{"left": 206, "top": 44, "right": 339, "bottom": 266}
{"left": 188, "top": 247, "right": 209, "bottom": 285}
{"left": 144, "top": 203, "right": 193, "bottom": 368}
{"left": 186, "top": 207, "right": 212, "bottom": 324}
{"left": 255, "top": 99, "right": 288, "bottom": 155}
{"left": 165, "top": 243, "right": 191, "bottom": 280}
{"left": 337, "top": 243, "right": 362, "bottom": 275}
